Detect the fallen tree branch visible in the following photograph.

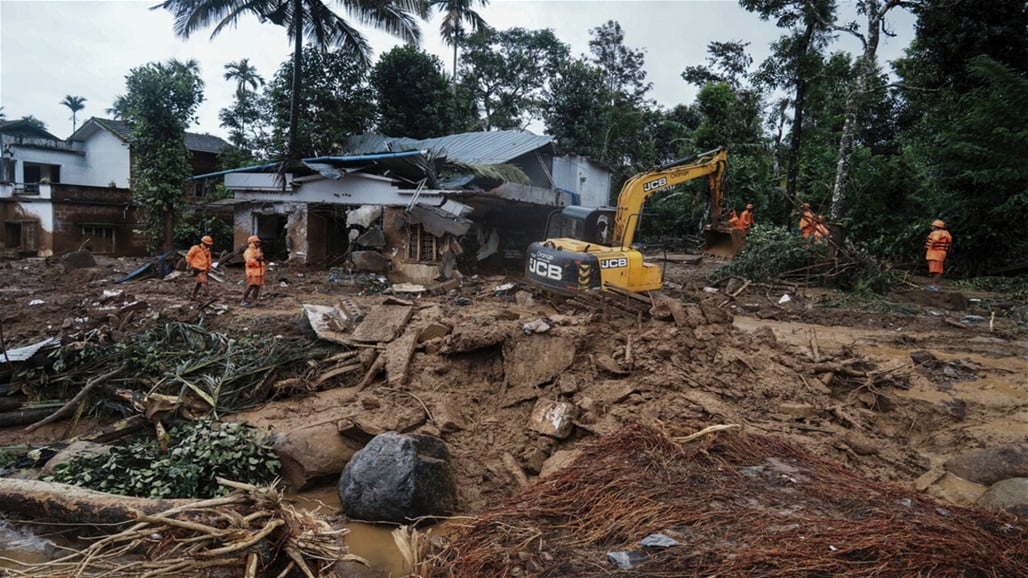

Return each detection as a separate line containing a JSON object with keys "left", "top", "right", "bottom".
{"left": 25, "top": 368, "right": 122, "bottom": 433}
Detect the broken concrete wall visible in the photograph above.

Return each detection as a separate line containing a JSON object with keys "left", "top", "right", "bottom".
{"left": 51, "top": 184, "right": 146, "bottom": 257}
{"left": 233, "top": 203, "right": 308, "bottom": 262}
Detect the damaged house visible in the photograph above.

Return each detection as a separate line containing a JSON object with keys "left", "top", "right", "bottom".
{"left": 209, "top": 130, "right": 611, "bottom": 284}
{"left": 0, "top": 117, "right": 229, "bottom": 257}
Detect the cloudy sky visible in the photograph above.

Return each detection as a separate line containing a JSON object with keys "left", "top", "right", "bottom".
{"left": 1, "top": 0, "right": 917, "bottom": 140}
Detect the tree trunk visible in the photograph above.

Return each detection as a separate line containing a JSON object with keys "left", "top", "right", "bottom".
{"left": 785, "top": 13, "right": 818, "bottom": 221}
{"left": 286, "top": 0, "right": 303, "bottom": 164}
{"left": 829, "top": 0, "right": 890, "bottom": 222}
{"left": 0, "top": 478, "right": 193, "bottom": 525}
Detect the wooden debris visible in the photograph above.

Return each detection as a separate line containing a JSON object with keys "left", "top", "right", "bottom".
{"left": 382, "top": 328, "right": 421, "bottom": 387}
{"left": 0, "top": 478, "right": 361, "bottom": 578}
{"left": 351, "top": 303, "right": 414, "bottom": 343}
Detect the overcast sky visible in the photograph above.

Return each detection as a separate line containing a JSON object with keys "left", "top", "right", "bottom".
{"left": 1, "top": 0, "right": 916, "bottom": 140}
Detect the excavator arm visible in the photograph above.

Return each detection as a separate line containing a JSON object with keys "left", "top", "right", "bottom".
{"left": 613, "top": 147, "right": 727, "bottom": 248}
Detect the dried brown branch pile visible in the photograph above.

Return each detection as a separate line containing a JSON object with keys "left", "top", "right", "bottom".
{"left": 428, "top": 423, "right": 1028, "bottom": 577}
{"left": 5, "top": 479, "right": 362, "bottom": 578}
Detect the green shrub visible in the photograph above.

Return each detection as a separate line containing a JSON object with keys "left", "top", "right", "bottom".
{"left": 46, "top": 419, "right": 279, "bottom": 499}
{"left": 708, "top": 224, "right": 822, "bottom": 283}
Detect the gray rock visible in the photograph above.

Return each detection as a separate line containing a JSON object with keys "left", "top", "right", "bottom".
{"left": 639, "top": 533, "right": 680, "bottom": 549}
{"left": 976, "top": 478, "right": 1028, "bottom": 517}
{"left": 944, "top": 444, "right": 1028, "bottom": 485}
{"left": 606, "top": 550, "right": 648, "bottom": 569}
{"left": 338, "top": 432, "right": 456, "bottom": 524}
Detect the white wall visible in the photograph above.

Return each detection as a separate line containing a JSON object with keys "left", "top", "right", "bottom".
{"left": 552, "top": 155, "right": 612, "bottom": 207}
{"left": 75, "top": 130, "right": 131, "bottom": 187}
{"left": 6, "top": 129, "right": 130, "bottom": 188}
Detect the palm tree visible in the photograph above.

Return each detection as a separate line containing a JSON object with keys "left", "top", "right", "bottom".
{"left": 60, "top": 95, "right": 87, "bottom": 133}
{"left": 153, "top": 0, "right": 427, "bottom": 164}
{"left": 224, "top": 58, "right": 264, "bottom": 98}
{"left": 430, "top": 0, "right": 489, "bottom": 88}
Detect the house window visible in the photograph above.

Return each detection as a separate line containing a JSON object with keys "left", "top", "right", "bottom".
{"left": 22, "top": 163, "right": 60, "bottom": 193}
{"left": 406, "top": 223, "right": 439, "bottom": 263}
{"left": 80, "top": 224, "right": 118, "bottom": 254}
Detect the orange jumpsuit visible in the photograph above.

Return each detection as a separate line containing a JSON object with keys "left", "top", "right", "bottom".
{"left": 925, "top": 229, "right": 952, "bottom": 274}
{"left": 728, "top": 210, "right": 744, "bottom": 231}
{"left": 244, "top": 243, "right": 266, "bottom": 287}
{"left": 799, "top": 209, "right": 816, "bottom": 238}
{"left": 739, "top": 209, "right": 754, "bottom": 233}
{"left": 185, "top": 244, "right": 212, "bottom": 283}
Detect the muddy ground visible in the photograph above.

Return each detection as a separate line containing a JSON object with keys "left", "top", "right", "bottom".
{"left": 0, "top": 252, "right": 1026, "bottom": 516}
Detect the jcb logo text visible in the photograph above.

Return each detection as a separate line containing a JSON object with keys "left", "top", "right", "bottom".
{"left": 643, "top": 177, "right": 668, "bottom": 192}
{"left": 528, "top": 258, "right": 563, "bottom": 280}
{"left": 600, "top": 258, "right": 628, "bottom": 269}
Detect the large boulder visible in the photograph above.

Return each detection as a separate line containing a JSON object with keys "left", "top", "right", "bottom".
{"left": 976, "top": 478, "right": 1028, "bottom": 517}
{"left": 338, "top": 432, "right": 456, "bottom": 524}
{"left": 944, "top": 444, "right": 1028, "bottom": 485}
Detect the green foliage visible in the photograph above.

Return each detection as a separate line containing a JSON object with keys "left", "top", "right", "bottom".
{"left": 588, "top": 20, "right": 652, "bottom": 107}
{"left": 954, "top": 276, "right": 1028, "bottom": 302}
{"left": 458, "top": 26, "right": 570, "bottom": 130}
{"left": 372, "top": 45, "right": 451, "bottom": 138}
{"left": 710, "top": 224, "right": 901, "bottom": 294}
{"left": 113, "top": 59, "right": 205, "bottom": 253}
{"left": 173, "top": 211, "right": 234, "bottom": 251}
{"left": 544, "top": 58, "right": 612, "bottom": 157}
{"left": 709, "top": 224, "right": 821, "bottom": 283}
{"left": 264, "top": 45, "right": 375, "bottom": 157}
{"left": 219, "top": 59, "right": 267, "bottom": 160}
{"left": 46, "top": 420, "right": 279, "bottom": 499}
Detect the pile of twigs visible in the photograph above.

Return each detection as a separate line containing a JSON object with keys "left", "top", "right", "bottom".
{"left": 5, "top": 478, "right": 362, "bottom": 578}
{"left": 427, "top": 422, "right": 1027, "bottom": 577}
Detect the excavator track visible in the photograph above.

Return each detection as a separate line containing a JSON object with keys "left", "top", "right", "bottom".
{"left": 565, "top": 284, "right": 655, "bottom": 319}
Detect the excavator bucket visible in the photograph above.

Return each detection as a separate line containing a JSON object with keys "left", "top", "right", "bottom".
{"left": 702, "top": 226, "right": 746, "bottom": 260}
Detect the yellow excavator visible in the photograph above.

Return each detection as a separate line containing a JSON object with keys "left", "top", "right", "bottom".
{"left": 525, "top": 147, "right": 742, "bottom": 295}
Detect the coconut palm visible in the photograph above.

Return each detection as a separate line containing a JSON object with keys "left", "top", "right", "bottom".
{"left": 224, "top": 58, "right": 265, "bottom": 98}
{"left": 60, "top": 95, "right": 87, "bottom": 133}
{"left": 152, "top": 0, "right": 427, "bottom": 163}
{"left": 430, "top": 0, "right": 489, "bottom": 87}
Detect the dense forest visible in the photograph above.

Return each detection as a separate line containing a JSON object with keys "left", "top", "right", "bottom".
{"left": 150, "top": 1, "right": 1028, "bottom": 277}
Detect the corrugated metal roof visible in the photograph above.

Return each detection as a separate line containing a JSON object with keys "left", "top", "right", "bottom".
{"left": 344, "top": 130, "right": 553, "bottom": 165}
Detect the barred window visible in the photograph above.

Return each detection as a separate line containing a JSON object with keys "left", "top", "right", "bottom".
{"left": 406, "top": 223, "right": 439, "bottom": 263}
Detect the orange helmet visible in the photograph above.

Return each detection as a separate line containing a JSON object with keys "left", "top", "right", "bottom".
{"left": 201, "top": 235, "right": 214, "bottom": 245}
{"left": 746, "top": 203, "right": 754, "bottom": 209}
{"left": 247, "top": 235, "right": 260, "bottom": 244}
{"left": 931, "top": 219, "right": 945, "bottom": 228}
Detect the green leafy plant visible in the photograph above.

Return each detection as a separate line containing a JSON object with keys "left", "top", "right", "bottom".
{"left": 709, "top": 224, "right": 822, "bottom": 284}
{"left": 46, "top": 419, "right": 280, "bottom": 499}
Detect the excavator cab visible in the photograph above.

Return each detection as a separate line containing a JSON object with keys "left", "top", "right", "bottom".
{"left": 543, "top": 206, "right": 615, "bottom": 246}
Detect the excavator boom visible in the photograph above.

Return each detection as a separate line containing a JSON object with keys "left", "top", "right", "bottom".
{"left": 613, "top": 147, "right": 727, "bottom": 248}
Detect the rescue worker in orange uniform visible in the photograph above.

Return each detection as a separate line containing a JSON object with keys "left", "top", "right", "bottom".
{"left": 924, "top": 219, "right": 952, "bottom": 290}
{"left": 798, "top": 203, "right": 816, "bottom": 238}
{"left": 728, "top": 209, "right": 744, "bottom": 231}
{"left": 739, "top": 203, "right": 755, "bottom": 235}
{"left": 185, "top": 235, "right": 214, "bottom": 300}
{"left": 241, "top": 235, "right": 266, "bottom": 307}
